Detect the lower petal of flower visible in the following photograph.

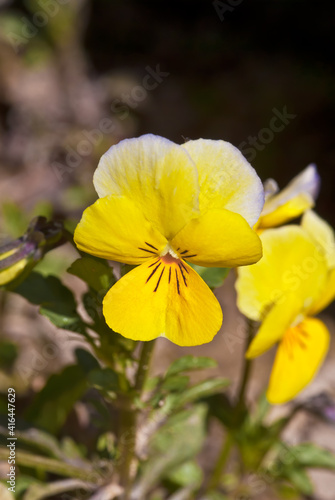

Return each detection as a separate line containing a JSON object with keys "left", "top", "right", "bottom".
{"left": 267, "top": 318, "right": 330, "bottom": 404}
{"left": 246, "top": 293, "right": 305, "bottom": 358}
{"left": 103, "top": 257, "right": 223, "bottom": 346}
{"left": 171, "top": 208, "right": 262, "bottom": 268}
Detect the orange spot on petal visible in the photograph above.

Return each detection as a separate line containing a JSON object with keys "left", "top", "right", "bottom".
{"left": 162, "top": 253, "right": 180, "bottom": 265}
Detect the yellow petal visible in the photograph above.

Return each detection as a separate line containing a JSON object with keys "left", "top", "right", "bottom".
{"left": 93, "top": 134, "right": 199, "bottom": 239}
{"left": 302, "top": 210, "right": 335, "bottom": 269}
{"left": 1, "top": 248, "right": 16, "bottom": 259}
{"left": 246, "top": 294, "right": 304, "bottom": 358}
{"left": 236, "top": 226, "right": 328, "bottom": 321}
{"left": 171, "top": 208, "right": 262, "bottom": 268}
{"left": 0, "top": 258, "right": 29, "bottom": 285}
{"left": 103, "top": 257, "right": 223, "bottom": 346}
{"left": 258, "top": 193, "right": 313, "bottom": 228}
{"left": 259, "top": 164, "right": 319, "bottom": 229}
{"left": 74, "top": 195, "right": 167, "bottom": 265}
{"left": 309, "top": 267, "right": 335, "bottom": 316}
{"left": 183, "top": 139, "right": 264, "bottom": 226}
{"left": 267, "top": 318, "right": 330, "bottom": 404}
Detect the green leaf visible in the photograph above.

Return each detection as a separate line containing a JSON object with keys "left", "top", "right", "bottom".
{"left": 68, "top": 255, "right": 115, "bottom": 293}
{"left": 82, "top": 291, "right": 100, "bottom": 321}
{"left": 268, "top": 443, "right": 335, "bottom": 497}
{"left": 97, "top": 432, "right": 116, "bottom": 456}
{"left": 151, "top": 378, "right": 230, "bottom": 418}
{"left": 166, "top": 460, "right": 203, "bottom": 487}
{"left": 0, "top": 447, "right": 92, "bottom": 481}
{"left": 173, "top": 378, "right": 230, "bottom": 409}
{"left": 60, "top": 436, "right": 86, "bottom": 460}
{"left": 0, "top": 339, "right": 18, "bottom": 369}
{"left": 151, "top": 406, "right": 206, "bottom": 455}
{"left": 14, "top": 271, "right": 76, "bottom": 311}
{"left": 161, "top": 375, "right": 189, "bottom": 392}
{"left": 205, "top": 394, "right": 236, "bottom": 429}
{"left": 75, "top": 348, "right": 100, "bottom": 373}
{"left": 0, "top": 427, "right": 66, "bottom": 460}
{"left": 87, "top": 397, "right": 111, "bottom": 429}
{"left": 284, "top": 467, "right": 313, "bottom": 495}
{"left": 25, "top": 365, "right": 88, "bottom": 433}
{"left": 165, "top": 355, "right": 217, "bottom": 377}
{"left": 144, "top": 376, "right": 161, "bottom": 392}
{"left": 190, "top": 264, "right": 230, "bottom": 289}
{"left": 88, "top": 368, "right": 120, "bottom": 393}
{"left": 134, "top": 405, "right": 207, "bottom": 498}
{"left": 275, "top": 483, "right": 303, "bottom": 499}
{"left": 236, "top": 415, "right": 286, "bottom": 470}
{"left": 13, "top": 272, "right": 85, "bottom": 332}
{"left": 281, "top": 443, "right": 335, "bottom": 469}
{"left": 250, "top": 392, "right": 271, "bottom": 424}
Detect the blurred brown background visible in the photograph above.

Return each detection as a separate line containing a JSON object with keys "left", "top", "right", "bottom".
{"left": 0, "top": 0, "right": 334, "bottom": 227}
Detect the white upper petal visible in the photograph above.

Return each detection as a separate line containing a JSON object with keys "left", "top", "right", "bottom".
{"left": 93, "top": 134, "right": 199, "bottom": 239}
{"left": 262, "top": 164, "right": 320, "bottom": 216}
{"left": 182, "top": 139, "right": 264, "bottom": 226}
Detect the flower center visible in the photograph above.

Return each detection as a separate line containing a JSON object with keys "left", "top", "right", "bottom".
{"left": 160, "top": 243, "right": 197, "bottom": 261}
{"left": 143, "top": 250, "right": 190, "bottom": 295}
{"left": 161, "top": 252, "right": 180, "bottom": 264}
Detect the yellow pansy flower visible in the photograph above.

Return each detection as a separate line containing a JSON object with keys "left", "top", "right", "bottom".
{"left": 301, "top": 210, "right": 335, "bottom": 315}
{"left": 74, "top": 134, "right": 264, "bottom": 346}
{"left": 236, "top": 222, "right": 333, "bottom": 404}
{"left": 256, "top": 164, "right": 320, "bottom": 230}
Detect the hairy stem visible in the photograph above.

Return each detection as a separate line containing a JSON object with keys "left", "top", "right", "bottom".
{"left": 206, "top": 318, "right": 256, "bottom": 493}
{"left": 236, "top": 318, "right": 256, "bottom": 413}
{"left": 135, "top": 340, "right": 155, "bottom": 392}
{"left": 119, "top": 340, "right": 155, "bottom": 500}
{"left": 207, "top": 432, "right": 234, "bottom": 491}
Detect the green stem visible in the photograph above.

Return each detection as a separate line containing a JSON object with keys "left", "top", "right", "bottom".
{"left": 119, "top": 340, "right": 155, "bottom": 500}
{"left": 118, "top": 400, "right": 137, "bottom": 500}
{"left": 207, "top": 432, "right": 234, "bottom": 491}
{"left": 135, "top": 340, "right": 155, "bottom": 392}
{"left": 206, "top": 319, "right": 256, "bottom": 494}
{"left": 236, "top": 318, "right": 255, "bottom": 413}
